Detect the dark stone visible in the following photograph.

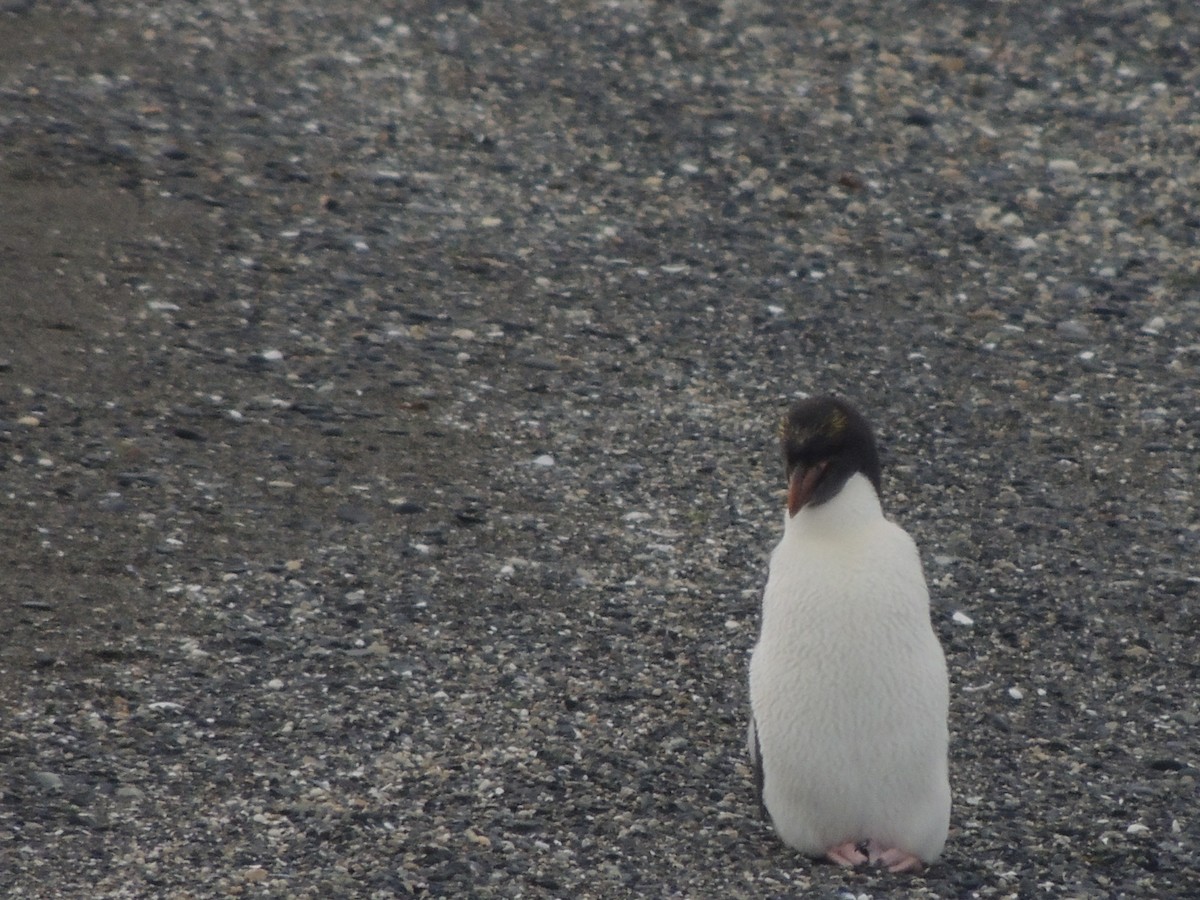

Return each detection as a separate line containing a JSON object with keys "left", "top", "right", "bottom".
{"left": 335, "top": 504, "right": 371, "bottom": 524}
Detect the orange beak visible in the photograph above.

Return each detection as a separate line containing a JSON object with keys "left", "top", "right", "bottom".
{"left": 787, "top": 461, "right": 828, "bottom": 517}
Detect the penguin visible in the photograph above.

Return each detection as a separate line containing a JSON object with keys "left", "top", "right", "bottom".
{"left": 747, "top": 395, "right": 950, "bottom": 873}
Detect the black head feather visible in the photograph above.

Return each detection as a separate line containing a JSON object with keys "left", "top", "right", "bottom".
{"left": 779, "top": 395, "right": 882, "bottom": 511}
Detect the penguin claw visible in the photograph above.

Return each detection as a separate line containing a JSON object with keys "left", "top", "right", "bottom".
{"left": 869, "top": 845, "right": 925, "bottom": 873}
{"left": 824, "top": 842, "right": 869, "bottom": 867}
{"left": 825, "top": 841, "right": 925, "bottom": 873}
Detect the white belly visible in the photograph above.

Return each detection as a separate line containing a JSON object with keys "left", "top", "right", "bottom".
{"left": 749, "top": 513, "right": 950, "bottom": 861}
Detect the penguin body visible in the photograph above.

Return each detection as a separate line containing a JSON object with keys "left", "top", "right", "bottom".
{"left": 747, "top": 397, "right": 950, "bottom": 872}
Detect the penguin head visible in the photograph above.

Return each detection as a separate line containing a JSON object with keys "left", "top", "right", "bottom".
{"left": 779, "top": 396, "right": 882, "bottom": 517}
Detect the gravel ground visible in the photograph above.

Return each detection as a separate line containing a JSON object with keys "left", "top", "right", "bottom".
{"left": 2, "top": 1, "right": 1198, "bottom": 897}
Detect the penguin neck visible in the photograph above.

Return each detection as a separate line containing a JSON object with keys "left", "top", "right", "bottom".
{"left": 783, "top": 472, "right": 884, "bottom": 537}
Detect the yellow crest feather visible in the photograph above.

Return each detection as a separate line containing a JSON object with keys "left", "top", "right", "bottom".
{"left": 824, "top": 408, "right": 848, "bottom": 436}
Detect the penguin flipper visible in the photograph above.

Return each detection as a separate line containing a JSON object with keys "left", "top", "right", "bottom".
{"left": 747, "top": 715, "right": 767, "bottom": 821}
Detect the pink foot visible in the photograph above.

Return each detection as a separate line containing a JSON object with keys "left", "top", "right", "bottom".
{"left": 825, "top": 841, "right": 869, "bottom": 867}
{"left": 868, "top": 844, "right": 925, "bottom": 873}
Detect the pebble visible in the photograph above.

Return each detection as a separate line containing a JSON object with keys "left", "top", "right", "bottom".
{"left": 1047, "top": 158, "right": 1080, "bottom": 174}
{"left": 117, "top": 471, "right": 161, "bottom": 486}
{"left": 1055, "top": 320, "right": 1092, "bottom": 341}
{"left": 33, "top": 772, "right": 64, "bottom": 792}
{"left": 1141, "top": 316, "right": 1166, "bottom": 334}
{"left": 532, "top": 455, "right": 555, "bottom": 467}
{"left": 98, "top": 494, "right": 129, "bottom": 512}
{"left": 336, "top": 504, "right": 371, "bottom": 524}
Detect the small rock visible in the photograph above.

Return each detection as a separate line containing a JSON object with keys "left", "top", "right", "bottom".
{"left": 952, "top": 610, "right": 974, "bottom": 626}
{"left": 455, "top": 506, "right": 486, "bottom": 525}
{"left": 464, "top": 827, "right": 491, "bottom": 847}
{"left": 1146, "top": 758, "right": 1186, "bottom": 771}
{"left": 533, "top": 454, "right": 555, "bottom": 467}
{"left": 117, "top": 472, "right": 161, "bottom": 487}
{"left": 336, "top": 504, "right": 371, "bottom": 524}
{"left": 34, "top": 772, "right": 64, "bottom": 792}
{"left": 1056, "top": 319, "right": 1091, "bottom": 341}
{"left": 98, "top": 494, "right": 129, "bottom": 513}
